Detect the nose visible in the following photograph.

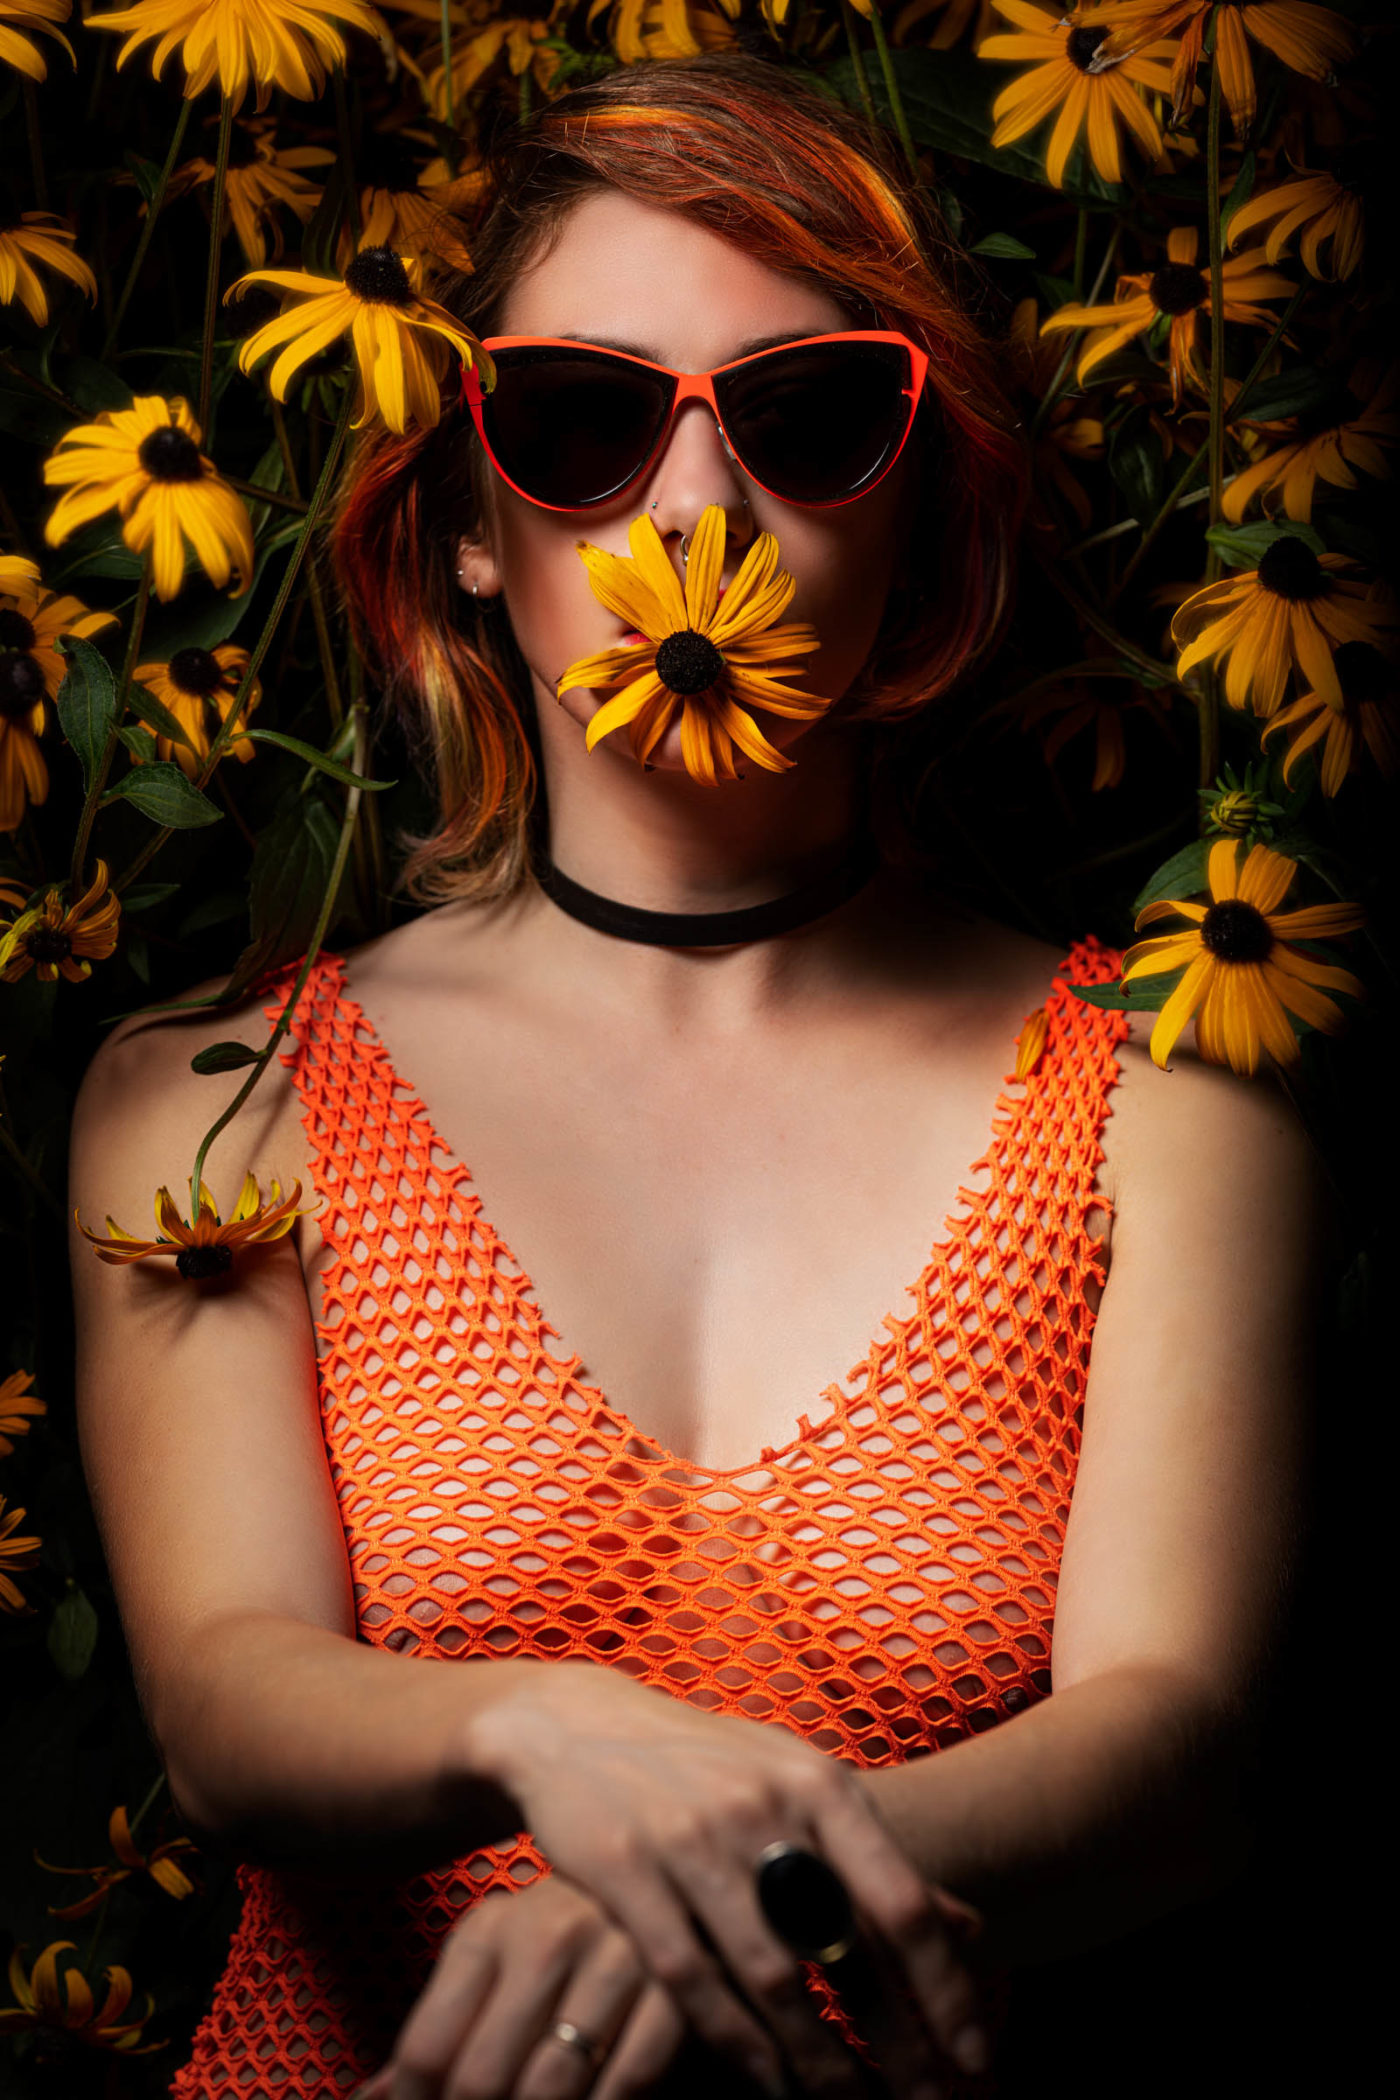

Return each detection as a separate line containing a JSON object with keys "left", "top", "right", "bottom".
{"left": 640, "top": 398, "right": 754, "bottom": 571}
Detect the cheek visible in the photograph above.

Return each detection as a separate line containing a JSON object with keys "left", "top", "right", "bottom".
{"left": 787, "top": 488, "right": 906, "bottom": 695}
{"left": 493, "top": 502, "right": 606, "bottom": 691}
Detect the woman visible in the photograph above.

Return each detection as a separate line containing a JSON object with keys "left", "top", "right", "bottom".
{"left": 68, "top": 56, "right": 1321, "bottom": 2100}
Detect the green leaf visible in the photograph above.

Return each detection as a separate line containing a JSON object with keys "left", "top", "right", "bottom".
{"left": 1068, "top": 972, "right": 1181, "bottom": 1012}
{"left": 1108, "top": 409, "right": 1166, "bottom": 524}
{"left": 122, "top": 149, "right": 165, "bottom": 206}
{"left": 132, "top": 680, "right": 196, "bottom": 749}
{"left": 1234, "top": 367, "right": 1340, "bottom": 425}
{"left": 1205, "top": 519, "right": 1324, "bottom": 569}
{"left": 1219, "top": 150, "right": 1256, "bottom": 237}
{"left": 117, "top": 722, "right": 158, "bottom": 762}
{"left": 62, "top": 355, "right": 134, "bottom": 416}
{"left": 121, "top": 881, "right": 183, "bottom": 913}
{"left": 245, "top": 728, "right": 396, "bottom": 790}
{"left": 970, "top": 232, "right": 1036, "bottom": 261}
{"left": 54, "top": 635, "right": 118, "bottom": 788}
{"left": 102, "top": 761, "right": 222, "bottom": 827}
{"left": 1132, "top": 839, "right": 1211, "bottom": 912}
{"left": 178, "top": 887, "right": 247, "bottom": 940}
{"left": 48, "top": 1582, "right": 99, "bottom": 1682}
{"left": 190, "top": 1039, "right": 264, "bottom": 1074}
{"left": 219, "top": 795, "right": 341, "bottom": 1000}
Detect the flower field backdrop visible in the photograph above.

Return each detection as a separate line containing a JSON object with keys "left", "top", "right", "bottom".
{"left": 0, "top": 0, "right": 1394, "bottom": 2089}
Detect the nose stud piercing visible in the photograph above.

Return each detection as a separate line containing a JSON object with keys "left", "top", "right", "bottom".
{"left": 680, "top": 532, "right": 691, "bottom": 563}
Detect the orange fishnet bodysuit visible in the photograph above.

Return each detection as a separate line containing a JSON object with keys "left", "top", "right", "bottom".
{"left": 168, "top": 934, "right": 1129, "bottom": 2098}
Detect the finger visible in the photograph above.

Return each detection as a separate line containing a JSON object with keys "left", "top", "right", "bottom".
{"left": 591, "top": 1981, "right": 690, "bottom": 2100}
{"left": 514, "top": 1928, "right": 650, "bottom": 2100}
{"left": 388, "top": 1931, "right": 498, "bottom": 2098}
{"left": 821, "top": 1928, "right": 953, "bottom": 2100}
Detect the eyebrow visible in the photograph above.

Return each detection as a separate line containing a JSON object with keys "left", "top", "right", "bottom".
{"left": 552, "top": 329, "right": 832, "bottom": 365}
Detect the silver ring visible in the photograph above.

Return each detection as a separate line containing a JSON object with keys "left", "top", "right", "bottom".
{"left": 549, "top": 2019, "right": 603, "bottom": 2066}
{"left": 680, "top": 532, "right": 691, "bottom": 563}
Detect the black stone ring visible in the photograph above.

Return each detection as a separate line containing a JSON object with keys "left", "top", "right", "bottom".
{"left": 753, "top": 1842, "right": 858, "bottom": 1967}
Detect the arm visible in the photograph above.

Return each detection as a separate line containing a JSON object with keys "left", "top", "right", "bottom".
{"left": 857, "top": 1018, "right": 1325, "bottom": 1967}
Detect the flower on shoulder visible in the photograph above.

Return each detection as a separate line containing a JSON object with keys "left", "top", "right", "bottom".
{"left": 0, "top": 1941, "right": 162, "bottom": 2053}
{"left": 0, "top": 0, "right": 74, "bottom": 82}
{"left": 1227, "top": 159, "right": 1364, "bottom": 282}
{"left": 90, "top": 0, "right": 386, "bottom": 113}
{"left": 0, "top": 212, "right": 97, "bottom": 326}
{"left": 1122, "top": 838, "right": 1364, "bottom": 1073}
{"left": 133, "top": 645, "right": 261, "bottom": 778}
{"left": 1083, "top": 0, "right": 1358, "bottom": 139}
{"left": 76, "top": 1170, "right": 315, "bottom": 1279}
{"left": 0, "top": 1493, "right": 41, "bottom": 1614}
{"left": 1261, "top": 640, "right": 1399, "bottom": 797}
{"left": 978, "top": 2, "right": 1177, "bottom": 191}
{"left": 0, "top": 1367, "right": 46, "bottom": 1458}
{"left": 36, "top": 1804, "right": 199, "bottom": 1921}
{"left": 0, "top": 860, "right": 121, "bottom": 984}
{"left": 1014, "top": 1006, "right": 1049, "bottom": 1079}
{"left": 229, "top": 243, "right": 491, "bottom": 433}
{"left": 42, "top": 397, "right": 254, "bottom": 604}
{"left": 170, "top": 116, "right": 332, "bottom": 270}
{"left": 1040, "top": 226, "right": 1292, "bottom": 408}
{"left": 1, "top": 575, "right": 118, "bottom": 833}
{"left": 1223, "top": 367, "right": 1396, "bottom": 524}
{"left": 1171, "top": 536, "right": 1397, "bottom": 717}
{"left": 557, "top": 505, "right": 829, "bottom": 788}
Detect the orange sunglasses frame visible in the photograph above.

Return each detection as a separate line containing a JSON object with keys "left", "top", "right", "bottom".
{"left": 457, "top": 330, "right": 932, "bottom": 513}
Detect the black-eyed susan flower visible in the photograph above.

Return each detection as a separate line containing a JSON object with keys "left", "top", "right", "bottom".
{"left": 423, "top": 0, "right": 570, "bottom": 107}
{"left": 1014, "top": 1006, "right": 1049, "bottom": 1078}
{"left": 1171, "top": 537, "right": 1398, "bottom": 716}
{"left": 1016, "top": 672, "right": 1167, "bottom": 790}
{"left": 1040, "top": 226, "right": 1292, "bottom": 409}
{"left": 230, "top": 244, "right": 491, "bottom": 434}
{"left": 0, "top": 575, "right": 118, "bottom": 833}
{"left": 0, "top": 1942, "right": 161, "bottom": 2053}
{"left": 334, "top": 177, "right": 475, "bottom": 275}
{"left": 42, "top": 397, "right": 255, "bottom": 604}
{"left": 0, "top": 1493, "right": 40, "bottom": 1613}
{"left": 0, "top": 0, "right": 73, "bottom": 81}
{"left": 174, "top": 117, "right": 332, "bottom": 270}
{"left": 1198, "top": 759, "right": 1285, "bottom": 837}
{"left": 602, "top": 0, "right": 737, "bottom": 64}
{"left": 1122, "top": 838, "right": 1364, "bottom": 1073}
{"left": 1227, "top": 159, "right": 1364, "bottom": 282}
{"left": 133, "top": 644, "right": 261, "bottom": 778}
{"left": 1261, "top": 640, "right": 1399, "bottom": 797}
{"left": 91, "top": 0, "right": 385, "bottom": 113}
{"left": 557, "top": 505, "right": 829, "bottom": 788}
{"left": 0, "top": 1368, "right": 45, "bottom": 1459}
{"left": 978, "top": 2, "right": 1176, "bottom": 191}
{"left": 76, "top": 1170, "right": 313, "bottom": 1278}
{"left": 1224, "top": 368, "right": 1396, "bottom": 524}
{"left": 0, "top": 212, "right": 97, "bottom": 326}
{"left": 0, "top": 860, "right": 121, "bottom": 983}
{"left": 36, "top": 1804, "right": 198, "bottom": 1921}
{"left": 1084, "top": 0, "right": 1358, "bottom": 138}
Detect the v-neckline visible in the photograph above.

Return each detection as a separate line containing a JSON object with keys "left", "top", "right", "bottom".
{"left": 316, "top": 945, "right": 1067, "bottom": 1484}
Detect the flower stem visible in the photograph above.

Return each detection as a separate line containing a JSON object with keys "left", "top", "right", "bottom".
{"left": 270, "top": 399, "right": 343, "bottom": 725}
{"left": 866, "top": 1, "right": 919, "bottom": 182}
{"left": 68, "top": 562, "right": 151, "bottom": 898}
{"left": 1199, "top": 55, "right": 1226, "bottom": 790}
{"left": 102, "top": 98, "right": 192, "bottom": 360}
{"left": 840, "top": 0, "right": 878, "bottom": 134}
{"left": 128, "top": 1769, "right": 167, "bottom": 1841}
{"left": 197, "top": 94, "right": 235, "bottom": 439}
{"left": 1031, "top": 223, "right": 1122, "bottom": 439}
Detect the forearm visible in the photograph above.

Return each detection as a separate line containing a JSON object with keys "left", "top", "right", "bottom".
{"left": 158, "top": 1610, "right": 557, "bottom": 1883}
{"left": 858, "top": 1664, "right": 1252, "bottom": 1968}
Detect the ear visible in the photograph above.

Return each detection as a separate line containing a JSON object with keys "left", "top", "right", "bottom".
{"left": 454, "top": 533, "right": 503, "bottom": 600}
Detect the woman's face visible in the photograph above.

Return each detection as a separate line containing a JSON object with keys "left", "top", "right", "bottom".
{"left": 459, "top": 189, "right": 916, "bottom": 779}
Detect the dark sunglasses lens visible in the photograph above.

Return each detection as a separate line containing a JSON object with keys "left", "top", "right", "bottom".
{"left": 717, "top": 340, "right": 914, "bottom": 503}
{"left": 480, "top": 348, "right": 672, "bottom": 507}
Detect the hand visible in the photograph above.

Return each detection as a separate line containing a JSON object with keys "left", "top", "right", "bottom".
{"left": 353, "top": 1872, "right": 689, "bottom": 2100}
{"left": 458, "top": 1662, "right": 989, "bottom": 2100}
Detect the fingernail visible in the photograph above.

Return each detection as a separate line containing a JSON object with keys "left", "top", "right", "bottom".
{"left": 952, "top": 2025, "right": 991, "bottom": 2075}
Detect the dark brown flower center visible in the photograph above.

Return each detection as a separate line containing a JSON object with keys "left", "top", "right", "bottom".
{"left": 0, "top": 608, "right": 37, "bottom": 650}
{"left": 137, "top": 425, "right": 203, "bottom": 482}
{"left": 24, "top": 924, "right": 72, "bottom": 962}
{"left": 0, "top": 650, "right": 46, "bottom": 720}
{"left": 1066, "top": 24, "right": 1107, "bottom": 69}
{"left": 1201, "top": 898, "right": 1274, "bottom": 963}
{"left": 1149, "top": 262, "right": 1207, "bottom": 316}
{"left": 177, "top": 1243, "right": 234, "bottom": 1280}
{"left": 655, "top": 629, "right": 724, "bottom": 695}
{"left": 344, "top": 244, "right": 412, "bottom": 305}
{"left": 1334, "top": 640, "right": 1392, "bottom": 705}
{"left": 1257, "top": 535, "right": 1325, "bottom": 600}
{"left": 168, "top": 646, "right": 226, "bottom": 696}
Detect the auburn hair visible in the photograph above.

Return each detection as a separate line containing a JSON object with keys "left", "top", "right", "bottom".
{"left": 332, "top": 55, "right": 1029, "bottom": 906}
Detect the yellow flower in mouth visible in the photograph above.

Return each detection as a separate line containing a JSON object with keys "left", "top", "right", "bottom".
{"left": 0, "top": 1492, "right": 41, "bottom": 1614}
{"left": 1122, "top": 838, "right": 1365, "bottom": 1074}
{"left": 1, "top": 575, "right": 118, "bottom": 832}
{"left": 0, "top": 1367, "right": 46, "bottom": 1459}
{"left": 977, "top": 2, "right": 1177, "bottom": 191}
{"left": 133, "top": 644, "right": 261, "bottom": 778}
{"left": 36, "top": 1804, "right": 199, "bottom": 1921}
{"left": 1261, "top": 641, "right": 1399, "bottom": 798}
{"left": 0, "top": 859, "right": 122, "bottom": 983}
{"left": 557, "top": 505, "right": 829, "bottom": 789}
{"left": 42, "top": 396, "right": 255, "bottom": 604}
{"left": 0, "top": 1941, "right": 162, "bottom": 2052}
{"left": 1223, "top": 368, "right": 1396, "bottom": 526}
{"left": 1170, "top": 538, "right": 1398, "bottom": 718}
{"left": 230, "top": 243, "right": 492, "bottom": 433}
{"left": 1227, "top": 162, "right": 1364, "bottom": 283}
{"left": 1039, "top": 225, "right": 1292, "bottom": 410}
{"left": 90, "top": 0, "right": 385, "bottom": 113}
{"left": 1082, "top": 0, "right": 1358, "bottom": 139}
{"left": 0, "top": 0, "right": 74, "bottom": 83}
{"left": 0, "top": 212, "right": 97, "bottom": 327}
{"left": 76, "top": 1170, "right": 315, "bottom": 1277}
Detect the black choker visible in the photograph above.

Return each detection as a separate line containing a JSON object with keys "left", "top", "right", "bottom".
{"left": 535, "top": 836, "right": 882, "bottom": 947}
